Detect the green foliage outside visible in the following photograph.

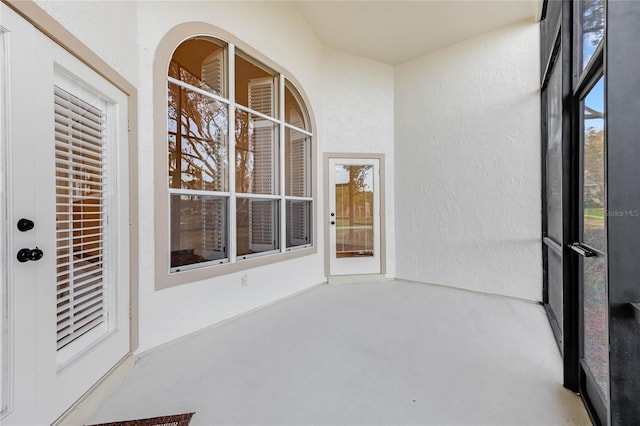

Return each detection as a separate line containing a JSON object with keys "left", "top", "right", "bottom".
{"left": 584, "top": 207, "right": 604, "bottom": 220}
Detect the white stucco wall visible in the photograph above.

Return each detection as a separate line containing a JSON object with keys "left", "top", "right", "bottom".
{"left": 394, "top": 21, "right": 542, "bottom": 301}
{"left": 35, "top": 1, "right": 330, "bottom": 352}
{"left": 31, "top": 1, "right": 540, "bottom": 352}
{"left": 321, "top": 48, "right": 396, "bottom": 278}
{"left": 135, "top": 1, "right": 331, "bottom": 352}
{"left": 34, "top": 0, "right": 139, "bottom": 86}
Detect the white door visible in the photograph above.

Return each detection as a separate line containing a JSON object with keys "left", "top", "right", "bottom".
{"left": 0, "top": 5, "right": 130, "bottom": 425}
{"left": 328, "top": 158, "right": 381, "bottom": 276}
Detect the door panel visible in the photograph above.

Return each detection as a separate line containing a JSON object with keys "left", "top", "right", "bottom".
{"left": 575, "top": 76, "right": 609, "bottom": 421}
{"left": 328, "top": 158, "right": 380, "bottom": 276}
{"left": 0, "top": 4, "right": 130, "bottom": 424}
{"left": 542, "top": 46, "right": 565, "bottom": 350}
{"left": 541, "top": 1, "right": 640, "bottom": 422}
{"left": 0, "top": 22, "right": 8, "bottom": 418}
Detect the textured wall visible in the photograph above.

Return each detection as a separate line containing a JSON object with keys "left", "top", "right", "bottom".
{"left": 135, "top": 1, "right": 330, "bottom": 352}
{"left": 36, "top": 1, "right": 329, "bottom": 352}
{"left": 394, "top": 21, "right": 542, "bottom": 301}
{"left": 321, "top": 48, "right": 396, "bottom": 277}
{"left": 31, "top": 1, "right": 541, "bottom": 352}
{"left": 35, "top": 0, "right": 139, "bottom": 85}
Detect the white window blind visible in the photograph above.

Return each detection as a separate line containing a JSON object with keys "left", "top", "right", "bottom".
{"left": 201, "top": 50, "right": 225, "bottom": 97}
{"left": 286, "top": 109, "right": 310, "bottom": 247}
{"left": 287, "top": 110, "right": 307, "bottom": 197}
{"left": 288, "top": 136, "right": 308, "bottom": 246}
{"left": 54, "top": 85, "right": 108, "bottom": 352}
{"left": 201, "top": 51, "right": 227, "bottom": 258}
{"left": 248, "top": 77, "right": 275, "bottom": 194}
{"left": 201, "top": 197, "right": 226, "bottom": 260}
{"left": 248, "top": 78, "right": 276, "bottom": 251}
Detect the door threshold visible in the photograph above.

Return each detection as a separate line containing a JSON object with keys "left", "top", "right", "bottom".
{"left": 328, "top": 274, "right": 387, "bottom": 284}
{"left": 52, "top": 354, "right": 135, "bottom": 426}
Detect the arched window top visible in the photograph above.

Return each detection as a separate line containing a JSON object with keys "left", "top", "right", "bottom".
{"left": 158, "top": 28, "right": 315, "bottom": 287}
{"left": 285, "top": 80, "right": 310, "bottom": 132}
{"left": 170, "top": 37, "right": 228, "bottom": 98}
{"left": 168, "top": 35, "right": 312, "bottom": 133}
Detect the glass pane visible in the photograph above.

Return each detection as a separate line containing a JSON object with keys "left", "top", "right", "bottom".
{"left": 235, "top": 109, "right": 279, "bottom": 195}
{"left": 54, "top": 85, "right": 108, "bottom": 353}
{"left": 284, "top": 80, "right": 309, "bottom": 131}
{"left": 170, "top": 37, "right": 227, "bottom": 98}
{"left": 235, "top": 52, "right": 278, "bottom": 118}
{"left": 583, "top": 78, "right": 605, "bottom": 253}
{"left": 286, "top": 200, "right": 311, "bottom": 248}
{"left": 581, "top": 0, "right": 604, "bottom": 70}
{"left": 546, "top": 55, "right": 563, "bottom": 242}
{"left": 335, "top": 164, "right": 374, "bottom": 258}
{"left": 582, "top": 76, "right": 608, "bottom": 401}
{"left": 170, "top": 194, "right": 228, "bottom": 269}
{"left": 285, "top": 129, "right": 310, "bottom": 197}
{"left": 168, "top": 82, "right": 228, "bottom": 191}
{"left": 547, "top": 247, "right": 564, "bottom": 345}
{"left": 236, "top": 198, "right": 279, "bottom": 257}
{"left": 583, "top": 255, "right": 608, "bottom": 400}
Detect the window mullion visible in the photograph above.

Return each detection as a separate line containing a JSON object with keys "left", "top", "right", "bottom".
{"left": 168, "top": 76, "right": 230, "bottom": 106}
{"left": 164, "top": 35, "right": 314, "bottom": 281}
{"left": 279, "top": 74, "right": 286, "bottom": 253}
{"left": 228, "top": 43, "right": 237, "bottom": 263}
{"left": 283, "top": 122, "right": 312, "bottom": 137}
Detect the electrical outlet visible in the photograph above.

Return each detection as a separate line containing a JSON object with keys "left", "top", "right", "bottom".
{"left": 241, "top": 275, "right": 248, "bottom": 287}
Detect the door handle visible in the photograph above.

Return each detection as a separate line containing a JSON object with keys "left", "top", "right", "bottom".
{"left": 17, "top": 218, "right": 35, "bottom": 232}
{"left": 330, "top": 221, "right": 335, "bottom": 225}
{"left": 569, "top": 243, "right": 597, "bottom": 257}
{"left": 17, "top": 247, "right": 44, "bottom": 263}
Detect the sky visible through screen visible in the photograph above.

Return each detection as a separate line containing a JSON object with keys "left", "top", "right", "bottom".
{"left": 585, "top": 78, "right": 604, "bottom": 131}
{"left": 583, "top": 33, "right": 600, "bottom": 69}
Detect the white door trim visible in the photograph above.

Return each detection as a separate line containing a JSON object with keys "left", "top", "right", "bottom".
{"left": 0, "top": 2, "right": 138, "bottom": 423}
{"left": 0, "top": 23, "right": 10, "bottom": 418}
{"left": 3, "top": 0, "right": 140, "bottom": 353}
{"left": 324, "top": 153, "right": 386, "bottom": 278}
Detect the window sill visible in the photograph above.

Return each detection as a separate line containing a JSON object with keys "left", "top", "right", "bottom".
{"left": 155, "top": 245, "right": 317, "bottom": 290}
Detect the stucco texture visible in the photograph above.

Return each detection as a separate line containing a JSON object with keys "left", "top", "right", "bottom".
{"left": 394, "top": 21, "right": 542, "bottom": 301}
{"left": 33, "top": 0, "right": 542, "bottom": 352}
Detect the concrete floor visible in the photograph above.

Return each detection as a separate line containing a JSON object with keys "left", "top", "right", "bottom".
{"left": 87, "top": 280, "right": 591, "bottom": 425}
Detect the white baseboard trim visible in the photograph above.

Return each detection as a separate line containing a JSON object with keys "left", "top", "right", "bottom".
{"left": 53, "top": 354, "right": 136, "bottom": 426}
{"left": 327, "top": 274, "right": 388, "bottom": 284}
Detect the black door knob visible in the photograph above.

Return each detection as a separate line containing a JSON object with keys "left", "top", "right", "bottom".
{"left": 330, "top": 221, "right": 336, "bottom": 225}
{"left": 30, "top": 247, "right": 44, "bottom": 261}
{"left": 17, "top": 247, "right": 44, "bottom": 263}
{"left": 17, "top": 218, "right": 35, "bottom": 232}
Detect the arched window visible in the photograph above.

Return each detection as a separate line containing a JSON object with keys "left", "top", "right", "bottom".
{"left": 156, "top": 29, "right": 314, "bottom": 286}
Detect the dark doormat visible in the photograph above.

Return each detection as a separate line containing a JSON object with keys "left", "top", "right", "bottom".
{"left": 86, "top": 412, "right": 194, "bottom": 426}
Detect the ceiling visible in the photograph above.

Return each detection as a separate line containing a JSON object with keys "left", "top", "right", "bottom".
{"left": 293, "top": 0, "right": 541, "bottom": 65}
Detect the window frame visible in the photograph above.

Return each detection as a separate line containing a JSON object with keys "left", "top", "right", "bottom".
{"left": 154, "top": 23, "right": 317, "bottom": 289}
{"left": 537, "top": 1, "right": 640, "bottom": 424}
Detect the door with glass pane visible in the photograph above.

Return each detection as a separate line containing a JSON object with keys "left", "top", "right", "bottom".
{"left": 541, "top": 0, "right": 640, "bottom": 422}
{"left": 570, "top": 76, "right": 609, "bottom": 423}
{"left": 0, "top": 5, "right": 130, "bottom": 424}
{"left": 328, "top": 158, "right": 381, "bottom": 276}
{"left": 569, "top": 1, "right": 610, "bottom": 422}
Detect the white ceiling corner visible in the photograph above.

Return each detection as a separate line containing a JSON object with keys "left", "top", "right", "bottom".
{"left": 293, "top": 0, "right": 540, "bottom": 65}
